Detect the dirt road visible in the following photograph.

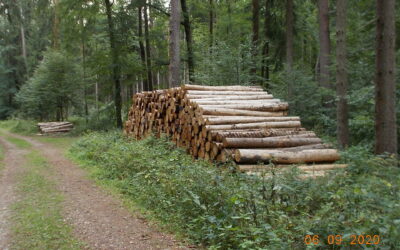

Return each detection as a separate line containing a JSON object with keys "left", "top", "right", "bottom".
{"left": 0, "top": 132, "right": 189, "bottom": 250}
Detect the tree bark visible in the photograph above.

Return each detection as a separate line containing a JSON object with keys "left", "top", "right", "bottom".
{"left": 52, "top": 0, "right": 60, "bottom": 49}
{"left": 104, "top": 0, "right": 123, "bottom": 128}
{"left": 336, "top": 0, "right": 349, "bottom": 149}
{"left": 209, "top": 0, "right": 214, "bottom": 50}
{"left": 223, "top": 137, "right": 321, "bottom": 148}
{"left": 317, "top": 0, "right": 331, "bottom": 88}
{"left": 375, "top": 0, "right": 397, "bottom": 155}
{"left": 169, "top": 0, "right": 181, "bottom": 87}
{"left": 286, "top": 0, "right": 294, "bottom": 100}
{"left": 251, "top": 0, "right": 259, "bottom": 81}
{"left": 205, "top": 121, "right": 300, "bottom": 131}
{"left": 143, "top": 2, "right": 153, "bottom": 91}
{"left": 181, "top": 0, "right": 194, "bottom": 82}
{"left": 138, "top": 6, "right": 149, "bottom": 91}
{"left": 234, "top": 149, "right": 340, "bottom": 164}
{"left": 261, "top": 0, "right": 272, "bottom": 85}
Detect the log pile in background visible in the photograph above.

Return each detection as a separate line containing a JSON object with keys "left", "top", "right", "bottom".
{"left": 37, "top": 121, "right": 73, "bottom": 134}
{"left": 125, "top": 84, "right": 346, "bottom": 177}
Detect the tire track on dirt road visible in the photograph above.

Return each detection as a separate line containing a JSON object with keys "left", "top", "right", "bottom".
{"left": 0, "top": 136, "right": 28, "bottom": 249}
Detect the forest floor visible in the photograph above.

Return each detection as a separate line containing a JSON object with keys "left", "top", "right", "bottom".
{"left": 0, "top": 130, "right": 190, "bottom": 250}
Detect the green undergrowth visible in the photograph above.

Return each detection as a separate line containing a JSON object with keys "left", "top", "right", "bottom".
{"left": 0, "top": 119, "right": 38, "bottom": 135}
{"left": 69, "top": 131, "right": 400, "bottom": 249}
{"left": 11, "top": 150, "right": 83, "bottom": 250}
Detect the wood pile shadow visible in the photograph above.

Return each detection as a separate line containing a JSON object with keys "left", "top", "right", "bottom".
{"left": 125, "top": 84, "right": 346, "bottom": 177}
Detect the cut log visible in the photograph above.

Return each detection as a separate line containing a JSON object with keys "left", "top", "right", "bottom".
{"left": 191, "top": 99, "right": 281, "bottom": 105}
{"left": 223, "top": 137, "right": 322, "bottom": 148}
{"left": 274, "top": 143, "right": 331, "bottom": 151}
{"left": 234, "top": 149, "right": 340, "bottom": 164}
{"left": 205, "top": 121, "right": 301, "bottom": 131}
{"left": 186, "top": 90, "right": 269, "bottom": 95}
{"left": 198, "top": 103, "right": 289, "bottom": 112}
{"left": 238, "top": 164, "right": 348, "bottom": 172}
{"left": 186, "top": 95, "right": 274, "bottom": 100}
{"left": 183, "top": 84, "right": 263, "bottom": 91}
{"left": 199, "top": 107, "right": 287, "bottom": 117}
{"left": 204, "top": 116, "right": 300, "bottom": 125}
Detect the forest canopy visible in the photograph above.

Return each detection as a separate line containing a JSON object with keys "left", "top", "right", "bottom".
{"left": 0, "top": 0, "right": 398, "bottom": 154}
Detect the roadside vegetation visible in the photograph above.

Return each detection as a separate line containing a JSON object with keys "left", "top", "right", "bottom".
{"left": 70, "top": 131, "right": 400, "bottom": 249}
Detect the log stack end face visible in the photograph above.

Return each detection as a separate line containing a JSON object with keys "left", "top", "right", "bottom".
{"left": 125, "top": 84, "right": 345, "bottom": 177}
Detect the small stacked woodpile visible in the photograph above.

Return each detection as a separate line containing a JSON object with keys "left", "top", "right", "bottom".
{"left": 37, "top": 121, "right": 73, "bottom": 134}
{"left": 125, "top": 84, "right": 346, "bottom": 177}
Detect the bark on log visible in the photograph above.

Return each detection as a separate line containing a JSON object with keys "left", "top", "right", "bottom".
{"left": 204, "top": 116, "right": 300, "bottom": 125}
{"left": 223, "top": 137, "right": 321, "bottom": 148}
{"left": 234, "top": 149, "right": 340, "bottom": 164}
{"left": 199, "top": 107, "right": 287, "bottom": 117}
{"left": 183, "top": 84, "right": 263, "bottom": 91}
{"left": 198, "top": 102, "right": 288, "bottom": 112}
{"left": 206, "top": 121, "right": 301, "bottom": 131}
{"left": 187, "top": 90, "right": 271, "bottom": 95}
{"left": 191, "top": 99, "right": 281, "bottom": 105}
{"left": 186, "top": 95, "right": 273, "bottom": 100}
{"left": 238, "top": 164, "right": 347, "bottom": 172}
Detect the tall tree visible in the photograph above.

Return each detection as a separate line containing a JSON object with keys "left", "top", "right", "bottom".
{"left": 52, "top": 0, "right": 60, "bottom": 49}
{"left": 104, "top": 0, "right": 123, "bottom": 128}
{"left": 285, "top": 0, "right": 294, "bottom": 99}
{"left": 317, "top": 0, "right": 330, "bottom": 88}
{"left": 209, "top": 0, "right": 214, "bottom": 51}
{"left": 336, "top": 0, "right": 349, "bottom": 148}
{"left": 169, "top": 0, "right": 181, "bottom": 87}
{"left": 138, "top": 6, "right": 149, "bottom": 91}
{"left": 143, "top": 2, "right": 153, "bottom": 91}
{"left": 181, "top": 0, "right": 194, "bottom": 83}
{"left": 250, "top": 0, "right": 259, "bottom": 81}
{"left": 374, "top": 0, "right": 397, "bottom": 155}
{"left": 261, "top": 0, "right": 272, "bottom": 86}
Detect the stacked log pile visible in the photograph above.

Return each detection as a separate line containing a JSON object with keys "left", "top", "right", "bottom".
{"left": 125, "top": 84, "right": 345, "bottom": 177}
{"left": 37, "top": 122, "right": 73, "bottom": 134}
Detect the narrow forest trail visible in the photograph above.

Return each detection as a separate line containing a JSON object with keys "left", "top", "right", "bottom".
{"left": 0, "top": 135, "right": 28, "bottom": 249}
{"left": 0, "top": 131, "right": 190, "bottom": 250}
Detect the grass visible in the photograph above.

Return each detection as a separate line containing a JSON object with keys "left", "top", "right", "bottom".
{"left": 4, "top": 135, "right": 32, "bottom": 149}
{"left": 0, "top": 119, "right": 38, "bottom": 135}
{"left": 0, "top": 141, "right": 4, "bottom": 173}
{"left": 11, "top": 149, "right": 83, "bottom": 250}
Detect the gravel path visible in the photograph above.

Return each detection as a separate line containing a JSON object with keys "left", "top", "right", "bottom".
{"left": 0, "top": 137, "right": 28, "bottom": 249}
{"left": 8, "top": 133, "right": 190, "bottom": 250}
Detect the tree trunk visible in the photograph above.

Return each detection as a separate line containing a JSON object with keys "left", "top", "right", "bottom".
{"left": 138, "top": 6, "right": 149, "bottom": 91}
{"left": 336, "top": 0, "right": 349, "bottom": 149}
{"left": 261, "top": 0, "right": 272, "bottom": 86}
{"left": 104, "top": 0, "right": 123, "bottom": 128}
{"left": 317, "top": 0, "right": 330, "bottom": 88}
{"left": 143, "top": 2, "right": 153, "bottom": 91}
{"left": 286, "top": 0, "right": 294, "bottom": 100}
{"left": 181, "top": 0, "right": 194, "bottom": 83}
{"left": 17, "top": 2, "right": 28, "bottom": 76}
{"left": 251, "top": 0, "right": 259, "bottom": 81}
{"left": 169, "top": 0, "right": 181, "bottom": 87}
{"left": 209, "top": 0, "right": 214, "bottom": 51}
{"left": 52, "top": 0, "right": 60, "bottom": 49}
{"left": 375, "top": 0, "right": 397, "bottom": 155}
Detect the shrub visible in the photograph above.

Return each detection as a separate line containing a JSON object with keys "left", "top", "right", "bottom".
{"left": 70, "top": 132, "right": 400, "bottom": 249}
